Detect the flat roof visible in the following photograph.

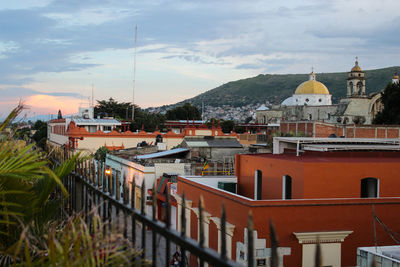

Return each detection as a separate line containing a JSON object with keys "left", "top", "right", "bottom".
{"left": 303, "top": 144, "right": 400, "bottom": 152}
{"left": 244, "top": 152, "right": 400, "bottom": 163}
{"left": 184, "top": 138, "right": 243, "bottom": 148}
{"left": 135, "top": 148, "right": 190, "bottom": 159}
{"left": 73, "top": 118, "right": 121, "bottom": 125}
{"left": 275, "top": 137, "right": 400, "bottom": 144}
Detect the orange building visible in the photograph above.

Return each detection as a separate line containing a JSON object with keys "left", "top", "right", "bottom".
{"left": 175, "top": 138, "right": 400, "bottom": 267}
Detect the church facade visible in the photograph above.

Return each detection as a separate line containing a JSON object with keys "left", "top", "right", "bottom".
{"left": 256, "top": 60, "right": 390, "bottom": 126}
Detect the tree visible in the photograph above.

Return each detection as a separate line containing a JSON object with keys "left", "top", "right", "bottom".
{"left": 94, "top": 146, "right": 110, "bottom": 162}
{"left": 130, "top": 109, "right": 165, "bottom": 132}
{"left": 32, "top": 120, "right": 47, "bottom": 150}
{"left": 166, "top": 103, "right": 201, "bottom": 120}
{"left": 220, "top": 120, "right": 235, "bottom": 133}
{"left": 244, "top": 116, "right": 253, "bottom": 124}
{"left": 94, "top": 97, "right": 136, "bottom": 120}
{"left": 373, "top": 82, "right": 400, "bottom": 124}
{"left": 205, "top": 118, "right": 242, "bottom": 133}
{"left": 94, "top": 98, "right": 165, "bottom": 132}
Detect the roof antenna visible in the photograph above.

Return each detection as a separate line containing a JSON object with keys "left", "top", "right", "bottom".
{"left": 91, "top": 83, "right": 94, "bottom": 107}
{"left": 132, "top": 25, "right": 137, "bottom": 121}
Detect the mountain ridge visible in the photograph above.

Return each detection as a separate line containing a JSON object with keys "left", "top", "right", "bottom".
{"left": 159, "top": 66, "right": 399, "bottom": 110}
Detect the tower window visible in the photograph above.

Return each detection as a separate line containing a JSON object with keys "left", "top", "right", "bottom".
{"left": 358, "top": 73, "right": 361, "bottom": 77}
{"left": 319, "top": 98, "right": 322, "bottom": 102}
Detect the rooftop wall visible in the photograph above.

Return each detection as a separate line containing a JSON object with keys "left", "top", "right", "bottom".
{"left": 177, "top": 176, "right": 400, "bottom": 266}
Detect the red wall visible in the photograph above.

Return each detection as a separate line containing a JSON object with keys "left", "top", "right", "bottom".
{"left": 177, "top": 177, "right": 400, "bottom": 266}
{"left": 237, "top": 153, "right": 400, "bottom": 199}
{"left": 236, "top": 154, "right": 305, "bottom": 200}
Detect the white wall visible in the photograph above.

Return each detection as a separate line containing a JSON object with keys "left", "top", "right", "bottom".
{"left": 187, "top": 177, "right": 237, "bottom": 188}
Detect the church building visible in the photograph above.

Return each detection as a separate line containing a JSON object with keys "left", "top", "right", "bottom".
{"left": 256, "top": 59, "right": 385, "bottom": 126}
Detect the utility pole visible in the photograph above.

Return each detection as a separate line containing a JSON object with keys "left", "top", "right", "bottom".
{"left": 132, "top": 25, "right": 137, "bottom": 121}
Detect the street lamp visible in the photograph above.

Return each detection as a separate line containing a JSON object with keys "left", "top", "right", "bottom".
{"left": 104, "top": 167, "right": 112, "bottom": 193}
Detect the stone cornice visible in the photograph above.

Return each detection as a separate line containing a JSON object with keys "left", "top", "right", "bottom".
{"left": 293, "top": 230, "right": 353, "bottom": 244}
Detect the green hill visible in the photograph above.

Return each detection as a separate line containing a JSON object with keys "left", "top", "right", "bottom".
{"left": 176, "top": 66, "right": 399, "bottom": 107}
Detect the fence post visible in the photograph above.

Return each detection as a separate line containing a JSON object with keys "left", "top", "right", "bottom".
{"left": 141, "top": 180, "right": 146, "bottom": 261}
{"left": 248, "top": 211, "right": 254, "bottom": 267}
{"left": 152, "top": 182, "right": 157, "bottom": 267}
{"left": 199, "top": 196, "right": 205, "bottom": 267}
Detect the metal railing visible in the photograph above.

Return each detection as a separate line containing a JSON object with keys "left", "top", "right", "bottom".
{"left": 51, "top": 148, "right": 378, "bottom": 267}
{"left": 59, "top": 155, "right": 247, "bottom": 267}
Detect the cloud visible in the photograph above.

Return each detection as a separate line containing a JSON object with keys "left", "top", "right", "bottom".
{"left": 24, "top": 94, "right": 81, "bottom": 114}
{"left": 0, "top": 86, "right": 84, "bottom": 99}
{"left": 0, "top": 0, "right": 400, "bottom": 113}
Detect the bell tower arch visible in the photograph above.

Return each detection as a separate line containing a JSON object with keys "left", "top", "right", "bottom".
{"left": 347, "top": 57, "right": 366, "bottom": 97}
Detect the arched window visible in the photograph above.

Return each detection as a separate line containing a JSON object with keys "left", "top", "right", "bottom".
{"left": 361, "top": 177, "right": 379, "bottom": 198}
{"left": 357, "top": 82, "right": 362, "bottom": 94}
{"left": 282, "top": 175, "right": 292, "bottom": 200}
{"left": 262, "top": 115, "right": 266, "bottom": 124}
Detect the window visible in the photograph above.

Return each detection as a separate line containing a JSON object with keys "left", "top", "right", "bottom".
{"left": 361, "top": 177, "right": 379, "bottom": 198}
{"left": 103, "top": 125, "right": 112, "bottom": 132}
{"left": 308, "top": 114, "right": 312, "bottom": 120}
{"left": 319, "top": 98, "right": 322, "bottom": 102}
{"left": 327, "top": 113, "right": 331, "bottom": 120}
{"left": 282, "top": 175, "right": 292, "bottom": 199}
{"left": 305, "top": 98, "right": 309, "bottom": 102}
{"left": 254, "top": 170, "right": 262, "bottom": 200}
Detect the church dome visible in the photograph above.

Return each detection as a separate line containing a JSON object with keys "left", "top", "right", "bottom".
{"left": 351, "top": 59, "right": 363, "bottom": 72}
{"left": 294, "top": 80, "right": 330, "bottom": 95}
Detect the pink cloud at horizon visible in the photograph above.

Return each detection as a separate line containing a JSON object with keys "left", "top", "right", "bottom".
{"left": 24, "top": 94, "right": 81, "bottom": 115}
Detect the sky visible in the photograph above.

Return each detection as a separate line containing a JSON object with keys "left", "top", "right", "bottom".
{"left": 1, "top": 0, "right": 400, "bottom": 119}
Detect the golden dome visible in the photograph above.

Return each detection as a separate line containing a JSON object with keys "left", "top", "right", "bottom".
{"left": 294, "top": 80, "right": 330, "bottom": 95}
{"left": 351, "top": 59, "right": 363, "bottom": 72}
{"left": 394, "top": 75, "right": 399, "bottom": 79}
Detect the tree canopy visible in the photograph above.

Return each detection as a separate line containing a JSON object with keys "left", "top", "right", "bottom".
{"left": 94, "top": 97, "right": 136, "bottom": 120}
{"left": 165, "top": 103, "right": 201, "bottom": 120}
{"left": 373, "top": 82, "right": 400, "bottom": 124}
{"left": 32, "top": 120, "right": 47, "bottom": 149}
{"left": 94, "top": 98, "right": 165, "bottom": 132}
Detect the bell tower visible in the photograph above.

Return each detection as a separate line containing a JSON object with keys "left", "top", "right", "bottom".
{"left": 347, "top": 57, "right": 366, "bottom": 97}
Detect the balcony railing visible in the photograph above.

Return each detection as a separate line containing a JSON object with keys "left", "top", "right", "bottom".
{"left": 58, "top": 154, "right": 247, "bottom": 266}
{"left": 50, "top": 147, "right": 376, "bottom": 267}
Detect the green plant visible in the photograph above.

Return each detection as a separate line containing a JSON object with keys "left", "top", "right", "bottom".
{"left": 94, "top": 146, "right": 110, "bottom": 162}
{"left": 0, "top": 104, "right": 145, "bottom": 266}
{"left": 12, "top": 212, "right": 147, "bottom": 266}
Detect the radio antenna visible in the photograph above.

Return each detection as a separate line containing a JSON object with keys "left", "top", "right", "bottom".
{"left": 132, "top": 25, "right": 137, "bottom": 121}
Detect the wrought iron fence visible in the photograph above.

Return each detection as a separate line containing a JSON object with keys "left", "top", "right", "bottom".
{"left": 50, "top": 147, "right": 377, "bottom": 267}
{"left": 57, "top": 154, "right": 247, "bottom": 267}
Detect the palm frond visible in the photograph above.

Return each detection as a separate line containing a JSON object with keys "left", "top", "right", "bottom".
{"left": 0, "top": 102, "right": 25, "bottom": 132}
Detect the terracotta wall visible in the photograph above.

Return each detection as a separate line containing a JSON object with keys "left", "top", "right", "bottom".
{"left": 280, "top": 121, "right": 400, "bottom": 139}
{"left": 177, "top": 177, "right": 400, "bottom": 266}
{"left": 236, "top": 154, "right": 305, "bottom": 200}
{"left": 237, "top": 153, "right": 400, "bottom": 199}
